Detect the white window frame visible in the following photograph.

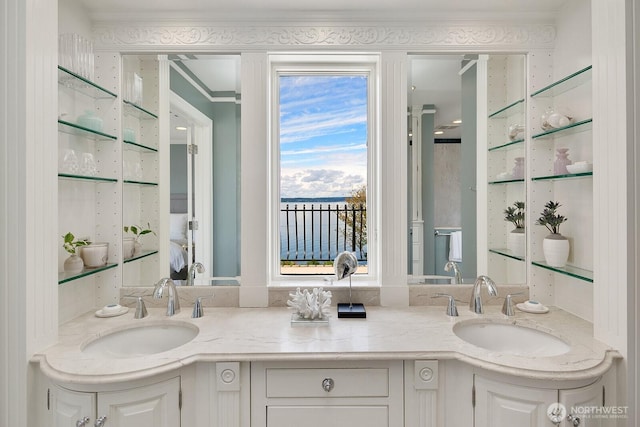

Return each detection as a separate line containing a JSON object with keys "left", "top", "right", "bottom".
{"left": 268, "top": 53, "right": 380, "bottom": 286}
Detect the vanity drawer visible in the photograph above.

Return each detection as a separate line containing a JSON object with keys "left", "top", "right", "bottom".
{"left": 265, "top": 367, "right": 389, "bottom": 398}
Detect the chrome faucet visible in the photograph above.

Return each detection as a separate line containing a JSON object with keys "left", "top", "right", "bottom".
{"left": 186, "top": 262, "right": 205, "bottom": 286}
{"left": 444, "top": 261, "right": 462, "bottom": 284}
{"left": 153, "top": 278, "right": 181, "bottom": 316}
{"left": 469, "top": 275, "right": 498, "bottom": 314}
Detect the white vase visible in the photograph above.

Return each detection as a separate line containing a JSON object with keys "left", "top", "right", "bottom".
{"left": 543, "top": 234, "right": 570, "bottom": 267}
{"left": 123, "top": 237, "right": 135, "bottom": 259}
{"left": 133, "top": 241, "right": 142, "bottom": 256}
{"left": 507, "top": 228, "right": 525, "bottom": 257}
{"left": 80, "top": 242, "right": 109, "bottom": 268}
{"left": 63, "top": 254, "right": 84, "bottom": 273}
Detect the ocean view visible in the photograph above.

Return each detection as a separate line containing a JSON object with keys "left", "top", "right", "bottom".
{"left": 279, "top": 197, "right": 367, "bottom": 263}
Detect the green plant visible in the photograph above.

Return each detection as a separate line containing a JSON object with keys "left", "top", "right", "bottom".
{"left": 338, "top": 185, "right": 367, "bottom": 253}
{"left": 504, "top": 201, "right": 525, "bottom": 229}
{"left": 62, "top": 232, "right": 90, "bottom": 254}
{"left": 123, "top": 223, "right": 156, "bottom": 242}
{"left": 536, "top": 201, "right": 568, "bottom": 234}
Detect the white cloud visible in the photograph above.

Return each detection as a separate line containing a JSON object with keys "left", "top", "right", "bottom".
{"left": 281, "top": 168, "right": 366, "bottom": 198}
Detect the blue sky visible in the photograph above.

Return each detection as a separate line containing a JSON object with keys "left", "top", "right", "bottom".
{"left": 279, "top": 75, "right": 368, "bottom": 199}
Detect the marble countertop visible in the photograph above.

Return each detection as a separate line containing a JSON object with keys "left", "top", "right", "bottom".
{"left": 34, "top": 306, "right": 618, "bottom": 385}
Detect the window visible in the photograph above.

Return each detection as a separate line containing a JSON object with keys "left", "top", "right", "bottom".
{"left": 269, "top": 55, "right": 378, "bottom": 282}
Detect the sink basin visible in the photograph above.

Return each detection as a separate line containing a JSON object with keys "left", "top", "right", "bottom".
{"left": 82, "top": 322, "right": 198, "bottom": 358}
{"left": 453, "top": 320, "right": 570, "bottom": 357}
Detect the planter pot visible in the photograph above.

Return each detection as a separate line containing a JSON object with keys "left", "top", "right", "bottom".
{"left": 543, "top": 233, "right": 570, "bottom": 267}
{"left": 63, "top": 254, "right": 84, "bottom": 273}
{"left": 80, "top": 242, "right": 109, "bottom": 268}
{"left": 507, "top": 228, "right": 525, "bottom": 257}
{"left": 123, "top": 237, "right": 135, "bottom": 259}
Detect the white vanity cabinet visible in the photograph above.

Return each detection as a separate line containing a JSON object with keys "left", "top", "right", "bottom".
{"left": 474, "top": 374, "right": 607, "bottom": 427}
{"left": 250, "top": 360, "right": 404, "bottom": 427}
{"left": 474, "top": 374, "right": 558, "bottom": 427}
{"left": 48, "top": 377, "right": 180, "bottom": 427}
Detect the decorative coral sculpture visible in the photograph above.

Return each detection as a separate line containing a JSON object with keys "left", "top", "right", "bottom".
{"left": 287, "top": 287, "right": 332, "bottom": 320}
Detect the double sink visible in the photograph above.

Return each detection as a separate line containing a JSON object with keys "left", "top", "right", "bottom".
{"left": 80, "top": 316, "right": 570, "bottom": 359}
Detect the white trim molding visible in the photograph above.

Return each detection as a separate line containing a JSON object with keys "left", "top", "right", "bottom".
{"left": 93, "top": 22, "right": 556, "bottom": 51}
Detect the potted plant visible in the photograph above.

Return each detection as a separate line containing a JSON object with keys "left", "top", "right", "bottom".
{"left": 123, "top": 223, "right": 156, "bottom": 257}
{"left": 536, "top": 201, "right": 569, "bottom": 267}
{"left": 62, "top": 232, "right": 91, "bottom": 273}
{"left": 504, "top": 201, "right": 525, "bottom": 257}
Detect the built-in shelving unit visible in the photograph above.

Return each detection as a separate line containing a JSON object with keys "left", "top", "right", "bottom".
{"left": 485, "top": 54, "right": 528, "bottom": 285}
{"left": 529, "top": 65, "right": 593, "bottom": 284}
{"left": 57, "top": 54, "right": 162, "bottom": 299}
{"left": 488, "top": 248, "right": 525, "bottom": 262}
{"left": 123, "top": 250, "right": 159, "bottom": 264}
{"left": 57, "top": 61, "right": 120, "bottom": 288}
{"left": 530, "top": 260, "right": 594, "bottom": 283}
{"left": 58, "top": 263, "right": 118, "bottom": 285}
{"left": 121, "top": 55, "right": 160, "bottom": 287}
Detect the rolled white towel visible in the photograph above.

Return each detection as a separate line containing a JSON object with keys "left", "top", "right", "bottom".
{"left": 449, "top": 231, "right": 462, "bottom": 262}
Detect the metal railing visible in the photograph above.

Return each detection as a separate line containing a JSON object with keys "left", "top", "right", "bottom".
{"left": 280, "top": 203, "right": 366, "bottom": 263}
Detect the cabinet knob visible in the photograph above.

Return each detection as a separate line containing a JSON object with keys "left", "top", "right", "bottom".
{"left": 567, "top": 414, "right": 581, "bottom": 426}
{"left": 76, "top": 416, "right": 90, "bottom": 427}
{"left": 94, "top": 416, "right": 107, "bottom": 427}
{"left": 322, "top": 378, "right": 335, "bottom": 392}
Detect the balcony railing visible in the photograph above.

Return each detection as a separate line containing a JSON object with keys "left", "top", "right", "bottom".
{"left": 280, "top": 203, "right": 366, "bottom": 264}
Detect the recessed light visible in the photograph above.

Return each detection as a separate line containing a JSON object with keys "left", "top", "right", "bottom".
{"left": 434, "top": 131, "right": 444, "bottom": 135}
{"left": 452, "top": 119, "right": 462, "bottom": 124}
{"left": 175, "top": 126, "right": 187, "bottom": 131}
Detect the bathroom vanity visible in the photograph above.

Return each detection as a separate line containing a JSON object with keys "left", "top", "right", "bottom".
{"left": 35, "top": 306, "right": 618, "bottom": 427}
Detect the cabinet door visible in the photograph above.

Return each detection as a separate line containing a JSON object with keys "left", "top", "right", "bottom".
{"left": 96, "top": 377, "right": 180, "bottom": 427}
{"left": 559, "top": 378, "right": 604, "bottom": 427}
{"left": 474, "top": 375, "right": 557, "bottom": 427}
{"left": 267, "top": 406, "right": 388, "bottom": 427}
{"left": 50, "top": 385, "right": 95, "bottom": 427}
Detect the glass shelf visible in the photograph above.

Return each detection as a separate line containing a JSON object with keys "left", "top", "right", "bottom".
{"left": 124, "top": 179, "right": 158, "bottom": 186}
{"left": 531, "top": 65, "right": 592, "bottom": 98}
{"left": 532, "top": 118, "right": 592, "bottom": 140}
{"left": 58, "top": 262, "right": 118, "bottom": 285}
{"left": 123, "top": 140, "right": 158, "bottom": 153}
{"left": 58, "top": 120, "right": 118, "bottom": 141}
{"left": 123, "top": 250, "right": 159, "bottom": 264}
{"left": 123, "top": 100, "right": 158, "bottom": 120}
{"left": 488, "top": 99, "right": 525, "bottom": 119}
{"left": 532, "top": 171, "right": 593, "bottom": 181}
{"left": 58, "top": 173, "right": 118, "bottom": 183}
{"left": 488, "top": 178, "right": 525, "bottom": 185}
{"left": 531, "top": 260, "right": 593, "bottom": 282}
{"left": 488, "top": 138, "right": 524, "bottom": 152}
{"left": 58, "top": 66, "right": 118, "bottom": 100}
{"left": 489, "top": 248, "right": 525, "bottom": 262}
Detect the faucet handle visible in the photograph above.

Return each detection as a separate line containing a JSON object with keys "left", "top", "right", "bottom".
{"left": 123, "top": 296, "right": 148, "bottom": 319}
{"left": 501, "top": 292, "right": 525, "bottom": 316}
{"left": 192, "top": 294, "right": 214, "bottom": 318}
{"left": 432, "top": 293, "right": 459, "bottom": 317}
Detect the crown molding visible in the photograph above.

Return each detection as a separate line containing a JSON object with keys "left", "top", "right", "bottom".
{"left": 93, "top": 22, "right": 556, "bottom": 51}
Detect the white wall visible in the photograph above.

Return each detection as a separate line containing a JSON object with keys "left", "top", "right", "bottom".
{"left": 1, "top": 0, "right": 58, "bottom": 425}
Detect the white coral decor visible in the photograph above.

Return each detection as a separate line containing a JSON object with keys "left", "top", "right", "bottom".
{"left": 287, "top": 287, "right": 332, "bottom": 320}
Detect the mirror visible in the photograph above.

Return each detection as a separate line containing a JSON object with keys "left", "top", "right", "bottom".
{"left": 164, "top": 52, "right": 525, "bottom": 287}
{"left": 407, "top": 54, "right": 478, "bottom": 284}
{"left": 169, "top": 54, "right": 241, "bottom": 285}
